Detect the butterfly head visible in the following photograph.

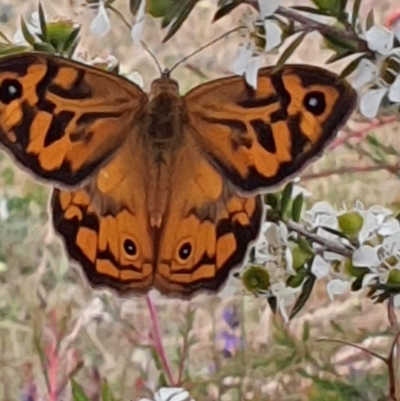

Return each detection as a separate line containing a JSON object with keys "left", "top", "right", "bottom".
{"left": 150, "top": 70, "right": 180, "bottom": 100}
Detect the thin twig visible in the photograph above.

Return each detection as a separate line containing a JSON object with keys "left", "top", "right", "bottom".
{"left": 287, "top": 220, "right": 353, "bottom": 258}
{"left": 245, "top": 1, "right": 369, "bottom": 52}
{"left": 300, "top": 164, "right": 400, "bottom": 181}
{"left": 330, "top": 116, "right": 399, "bottom": 150}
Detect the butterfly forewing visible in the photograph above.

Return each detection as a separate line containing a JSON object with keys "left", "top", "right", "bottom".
{"left": 0, "top": 52, "right": 147, "bottom": 186}
{"left": 184, "top": 65, "right": 357, "bottom": 193}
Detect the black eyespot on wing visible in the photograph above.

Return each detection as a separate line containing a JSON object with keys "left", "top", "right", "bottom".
{"left": 124, "top": 239, "right": 137, "bottom": 256}
{"left": 0, "top": 79, "right": 22, "bottom": 104}
{"left": 179, "top": 242, "right": 192, "bottom": 260}
{"left": 304, "top": 91, "right": 326, "bottom": 116}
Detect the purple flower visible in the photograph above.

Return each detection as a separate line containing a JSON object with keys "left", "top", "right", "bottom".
{"left": 218, "top": 330, "right": 245, "bottom": 358}
{"left": 222, "top": 305, "right": 240, "bottom": 329}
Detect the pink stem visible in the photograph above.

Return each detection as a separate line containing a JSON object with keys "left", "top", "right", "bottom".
{"left": 145, "top": 293, "right": 176, "bottom": 385}
{"left": 47, "top": 340, "right": 58, "bottom": 401}
{"left": 330, "top": 116, "right": 397, "bottom": 151}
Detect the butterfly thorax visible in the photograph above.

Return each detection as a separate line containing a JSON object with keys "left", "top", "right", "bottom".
{"left": 147, "top": 77, "right": 187, "bottom": 144}
{"left": 143, "top": 76, "right": 188, "bottom": 228}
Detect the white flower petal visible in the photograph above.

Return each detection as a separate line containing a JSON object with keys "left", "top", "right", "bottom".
{"left": 388, "top": 74, "right": 400, "bottom": 102}
{"left": 394, "top": 294, "right": 400, "bottom": 308}
{"left": 378, "top": 219, "right": 400, "bottom": 236}
{"left": 127, "top": 71, "right": 144, "bottom": 87}
{"left": 311, "top": 255, "right": 330, "bottom": 279}
{"left": 349, "top": 58, "right": 378, "bottom": 90}
{"left": 264, "top": 20, "right": 282, "bottom": 52}
{"left": 278, "top": 298, "right": 289, "bottom": 324}
{"left": 258, "top": 0, "right": 279, "bottom": 18}
{"left": 232, "top": 44, "right": 253, "bottom": 75}
{"left": 359, "top": 88, "right": 387, "bottom": 118}
{"left": 131, "top": 0, "right": 146, "bottom": 45}
{"left": 365, "top": 25, "right": 394, "bottom": 55}
{"left": 362, "top": 273, "right": 379, "bottom": 288}
{"left": 155, "top": 388, "right": 194, "bottom": 401}
{"left": 90, "top": 0, "right": 111, "bottom": 37}
{"left": 326, "top": 279, "right": 349, "bottom": 301}
{"left": 245, "top": 56, "right": 261, "bottom": 89}
{"left": 382, "top": 231, "right": 400, "bottom": 255}
{"left": 352, "top": 245, "right": 380, "bottom": 267}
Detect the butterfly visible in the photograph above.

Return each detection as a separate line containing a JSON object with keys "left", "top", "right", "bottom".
{"left": 0, "top": 52, "right": 357, "bottom": 298}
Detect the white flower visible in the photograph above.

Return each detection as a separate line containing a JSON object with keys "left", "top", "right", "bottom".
{"left": 270, "top": 281, "right": 300, "bottom": 323}
{"left": 352, "top": 245, "right": 380, "bottom": 268}
{"left": 126, "top": 71, "right": 144, "bottom": 87}
{"left": 131, "top": 0, "right": 146, "bottom": 45}
{"left": 303, "top": 201, "right": 338, "bottom": 229}
{"left": 326, "top": 279, "right": 349, "bottom": 301}
{"left": 263, "top": 20, "right": 282, "bottom": 52}
{"left": 382, "top": 231, "right": 400, "bottom": 256}
{"left": 257, "top": 0, "right": 279, "bottom": 18}
{"left": 311, "top": 255, "right": 330, "bottom": 279}
{"left": 90, "top": 0, "right": 111, "bottom": 37}
{"left": 139, "top": 387, "right": 196, "bottom": 401}
{"left": 350, "top": 25, "right": 400, "bottom": 118}
{"left": 81, "top": 296, "right": 112, "bottom": 325}
{"left": 365, "top": 26, "right": 395, "bottom": 55}
{"left": 0, "top": 198, "right": 9, "bottom": 221}
{"left": 232, "top": 44, "right": 261, "bottom": 89}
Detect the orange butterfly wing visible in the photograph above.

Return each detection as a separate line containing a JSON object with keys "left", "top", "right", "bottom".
{"left": 0, "top": 52, "right": 147, "bottom": 186}
{"left": 185, "top": 65, "right": 357, "bottom": 192}
{"left": 51, "top": 134, "right": 155, "bottom": 294}
{"left": 155, "top": 133, "right": 263, "bottom": 297}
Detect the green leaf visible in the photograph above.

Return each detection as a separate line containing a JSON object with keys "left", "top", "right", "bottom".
{"left": 129, "top": 0, "right": 142, "bottom": 15}
{"left": 38, "top": 2, "right": 48, "bottom": 42}
{"left": 71, "top": 379, "right": 91, "bottom": 401}
{"left": 101, "top": 380, "right": 115, "bottom": 401}
{"left": 291, "top": 245, "right": 313, "bottom": 270}
{"left": 213, "top": 2, "right": 241, "bottom": 22}
{"left": 275, "top": 31, "right": 308, "bottom": 69}
{"left": 326, "top": 49, "right": 355, "bottom": 64}
{"left": 33, "top": 42, "right": 55, "bottom": 53}
{"left": 366, "top": 8, "right": 374, "bottom": 31}
{"left": 289, "top": 274, "right": 316, "bottom": 319}
{"left": 280, "top": 182, "right": 293, "bottom": 215}
{"left": 62, "top": 26, "right": 81, "bottom": 54}
{"left": 322, "top": 31, "right": 358, "bottom": 54}
{"left": 162, "top": 0, "right": 197, "bottom": 42}
{"left": 264, "top": 193, "right": 279, "bottom": 210}
{"left": 20, "top": 17, "right": 36, "bottom": 46}
{"left": 0, "top": 30, "right": 12, "bottom": 44}
{"left": 286, "top": 268, "right": 307, "bottom": 288}
{"left": 148, "top": 0, "right": 176, "bottom": 18}
{"left": 311, "top": 0, "right": 345, "bottom": 15}
{"left": 291, "top": 193, "right": 304, "bottom": 222}
{"left": 291, "top": 6, "right": 334, "bottom": 16}
{"left": 297, "top": 237, "right": 314, "bottom": 255}
{"left": 302, "top": 321, "right": 310, "bottom": 342}
{"left": 340, "top": 54, "right": 366, "bottom": 78}
{"left": 161, "top": 0, "right": 185, "bottom": 28}
{"left": 0, "top": 44, "right": 29, "bottom": 55}
{"left": 352, "top": 0, "right": 362, "bottom": 28}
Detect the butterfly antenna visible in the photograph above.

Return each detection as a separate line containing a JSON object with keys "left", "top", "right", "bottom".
{"left": 140, "top": 40, "right": 163, "bottom": 75}
{"left": 168, "top": 26, "right": 242, "bottom": 74}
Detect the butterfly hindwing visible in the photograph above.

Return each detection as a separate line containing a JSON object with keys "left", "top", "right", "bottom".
{"left": 155, "top": 135, "right": 263, "bottom": 297}
{"left": 0, "top": 52, "right": 147, "bottom": 186}
{"left": 185, "top": 65, "right": 357, "bottom": 192}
